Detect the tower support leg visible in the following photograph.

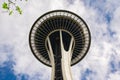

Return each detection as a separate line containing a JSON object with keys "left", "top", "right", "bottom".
{"left": 60, "top": 30, "right": 73, "bottom": 80}
{"left": 46, "top": 30, "right": 74, "bottom": 80}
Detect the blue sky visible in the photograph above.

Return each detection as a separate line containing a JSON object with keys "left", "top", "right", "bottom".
{"left": 0, "top": 0, "right": 120, "bottom": 80}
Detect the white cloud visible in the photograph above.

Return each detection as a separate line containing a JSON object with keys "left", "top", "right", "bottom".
{"left": 110, "top": 7, "right": 120, "bottom": 39}
{"left": 108, "top": 72, "right": 120, "bottom": 80}
{"left": 0, "top": 0, "right": 120, "bottom": 80}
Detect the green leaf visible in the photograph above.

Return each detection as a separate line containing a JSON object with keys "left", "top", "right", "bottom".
{"left": 9, "top": 10, "right": 13, "bottom": 15}
{"left": 2, "top": 2, "right": 9, "bottom": 10}
{"left": 16, "top": 6, "right": 22, "bottom": 14}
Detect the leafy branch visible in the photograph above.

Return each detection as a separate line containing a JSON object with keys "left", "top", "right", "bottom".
{"left": 16, "top": 6, "right": 22, "bottom": 14}
{"left": 2, "top": 2, "right": 9, "bottom": 10}
{"left": 2, "top": 0, "right": 27, "bottom": 15}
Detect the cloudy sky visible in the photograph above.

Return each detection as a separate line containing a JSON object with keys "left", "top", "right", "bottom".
{"left": 0, "top": 0, "right": 120, "bottom": 80}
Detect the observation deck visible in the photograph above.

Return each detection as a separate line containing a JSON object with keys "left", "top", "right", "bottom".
{"left": 29, "top": 10, "right": 91, "bottom": 80}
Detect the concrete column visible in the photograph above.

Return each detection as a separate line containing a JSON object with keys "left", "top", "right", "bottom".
{"left": 46, "top": 30, "right": 74, "bottom": 80}
{"left": 60, "top": 30, "right": 74, "bottom": 80}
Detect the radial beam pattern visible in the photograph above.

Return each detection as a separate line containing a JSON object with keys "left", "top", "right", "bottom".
{"left": 29, "top": 10, "right": 91, "bottom": 67}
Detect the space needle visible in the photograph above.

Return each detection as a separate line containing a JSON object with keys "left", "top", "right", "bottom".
{"left": 29, "top": 10, "right": 91, "bottom": 80}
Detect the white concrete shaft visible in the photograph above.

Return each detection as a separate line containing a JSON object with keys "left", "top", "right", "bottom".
{"left": 46, "top": 30, "right": 74, "bottom": 80}
{"left": 47, "top": 37, "right": 55, "bottom": 80}
{"left": 60, "top": 30, "right": 74, "bottom": 80}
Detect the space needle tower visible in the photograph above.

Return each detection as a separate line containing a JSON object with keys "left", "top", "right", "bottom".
{"left": 29, "top": 10, "right": 91, "bottom": 80}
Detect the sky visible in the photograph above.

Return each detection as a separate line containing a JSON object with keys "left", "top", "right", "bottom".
{"left": 0, "top": 0, "right": 120, "bottom": 80}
